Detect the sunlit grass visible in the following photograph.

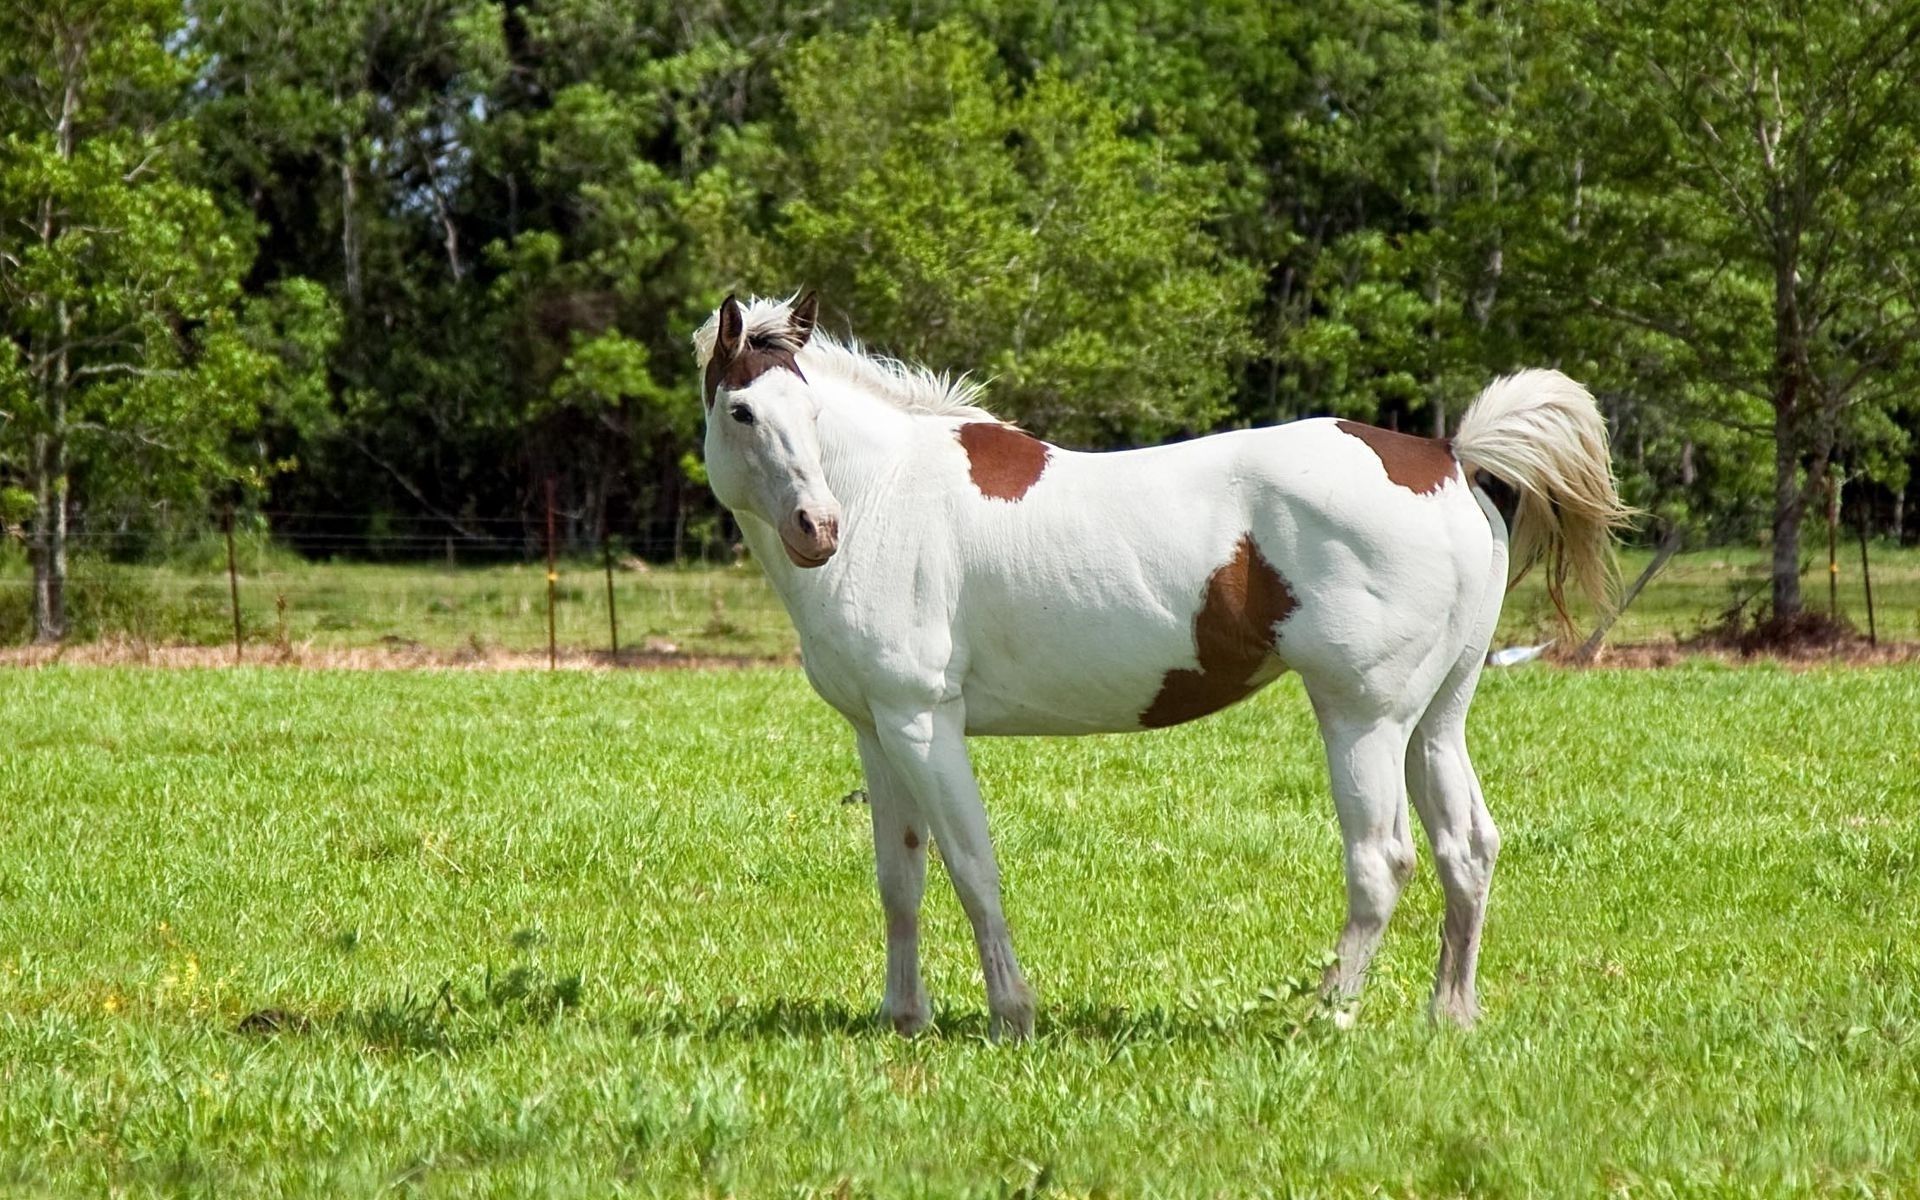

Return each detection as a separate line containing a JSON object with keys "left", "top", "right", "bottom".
{"left": 0, "top": 665, "right": 1914, "bottom": 1194}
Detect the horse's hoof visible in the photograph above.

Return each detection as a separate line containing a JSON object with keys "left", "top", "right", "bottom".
{"left": 883, "top": 1002, "right": 930, "bottom": 1038}
{"left": 988, "top": 996, "right": 1036, "bottom": 1042}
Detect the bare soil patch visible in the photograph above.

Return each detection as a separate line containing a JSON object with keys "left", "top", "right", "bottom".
{"left": 0, "top": 636, "right": 795, "bottom": 672}
{"left": 1554, "top": 611, "right": 1920, "bottom": 669}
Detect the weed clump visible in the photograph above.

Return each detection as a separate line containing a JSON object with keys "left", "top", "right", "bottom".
{"left": 357, "top": 964, "right": 585, "bottom": 1054}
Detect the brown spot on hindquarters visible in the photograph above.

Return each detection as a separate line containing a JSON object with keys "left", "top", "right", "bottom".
{"left": 957, "top": 423, "right": 1051, "bottom": 501}
{"left": 704, "top": 337, "right": 806, "bottom": 408}
{"left": 1141, "top": 535, "right": 1297, "bottom": 728}
{"left": 904, "top": 829, "right": 920, "bottom": 850}
{"left": 1334, "top": 420, "right": 1457, "bottom": 495}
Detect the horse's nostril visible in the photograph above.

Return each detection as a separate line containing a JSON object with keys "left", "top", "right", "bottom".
{"left": 795, "top": 510, "right": 816, "bottom": 538}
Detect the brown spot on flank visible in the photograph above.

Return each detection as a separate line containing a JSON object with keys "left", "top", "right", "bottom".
{"left": 957, "top": 423, "right": 1051, "bottom": 501}
{"left": 704, "top": 338, "right": 805, "bottom": 408}
{"left": 1334, "top": 420, "right": 1457, "bottom": 495}
{"left": 1141, "top": 535, "right": 1297, "bottom": 728}
{"left": 904, "top": 829, "right": 920, "bottom": 850}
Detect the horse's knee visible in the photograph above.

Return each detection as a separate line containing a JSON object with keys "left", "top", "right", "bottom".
{"left": 1475, "top": 813, "right": 1501, "bottom": 865}
{"left": 1432, "top": 820, "right": 1499, "bottom": 912}
{"left": 1386, "top": 836, "right": 1416, "bottom": 887}
{"left": 1345, "top": 835, "right": 1415, "bottom": 924}
{"left": 1360, "top": 830, "right": 1416, "bottom": 884}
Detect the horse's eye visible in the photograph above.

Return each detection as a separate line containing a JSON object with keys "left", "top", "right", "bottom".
{"left": 728, "top": 402, "right": 755, "bottom": 426}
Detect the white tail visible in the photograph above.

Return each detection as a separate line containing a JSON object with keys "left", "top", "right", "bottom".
{"left": 1452, "top": 369, "right": 1635, "bottom": 621}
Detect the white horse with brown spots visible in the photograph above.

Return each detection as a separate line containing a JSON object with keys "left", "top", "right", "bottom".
{"left": 696, "top": 293, "right": 1629, "bottom": 1038}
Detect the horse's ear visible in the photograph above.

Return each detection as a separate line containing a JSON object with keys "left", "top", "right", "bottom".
{"left": 790, "top": 290, "right": 819, "bottom": 346}
{"left": 715, "top": 294, "right": 744, "bottom": 361}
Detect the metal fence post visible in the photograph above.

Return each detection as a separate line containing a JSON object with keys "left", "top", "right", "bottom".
{"left": 1858, "top": 500, "right": 1878, "bottom": 646}
{"left": 545, "top": 478, "right": 559, "bottom": 670}
{"left": 603, "top": 532, "right": 619, "bottom": 661}
{"left": 224, "top": 504, "right": 243, "bottom": 663}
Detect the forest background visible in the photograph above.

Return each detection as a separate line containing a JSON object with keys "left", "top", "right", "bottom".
{"left": 5, "top": 0, "right": 1919, "bottom": 641}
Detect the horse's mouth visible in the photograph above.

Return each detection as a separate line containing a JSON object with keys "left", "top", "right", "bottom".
{"left": 782, "top": 538, "right": 834, "bottom": 569}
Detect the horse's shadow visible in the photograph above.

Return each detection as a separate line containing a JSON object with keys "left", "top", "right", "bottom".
{"left": 241, "top": 977, "right": 1341, "bottom": 1051}
{"left": 619, "top": 995, "right": 1342, "bottom": 1046}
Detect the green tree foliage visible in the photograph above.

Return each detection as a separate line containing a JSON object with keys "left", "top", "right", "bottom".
{"left": 4, "top": 0, "right": 1918, "bottom": 628}
{"left": 702, "top": 23, "right": 1258, "bottom": 443}
{"left": 0, "top": 0, "right": 337, "bottom": 639}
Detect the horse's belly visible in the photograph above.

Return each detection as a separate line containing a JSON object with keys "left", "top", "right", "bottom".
{"left": 957, "top": 613, "right": 1284, "bottom": 737}
{"left": 961, "top": 669, "right": 1283, "bottom": 736}
{"left": 961, "top": 678, "right": 1152, "bottom": 736}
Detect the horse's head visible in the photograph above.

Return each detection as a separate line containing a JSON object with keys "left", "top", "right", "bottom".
{"left": 696, "top": 291, "right": 841, "bottom": 569}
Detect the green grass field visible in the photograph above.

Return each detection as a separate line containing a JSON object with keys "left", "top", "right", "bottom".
{"left": 1, "top": 665, "right": 1915, "bottom": 1195}
{"left": 5, "top": 543, "right": 1920, "bottom": 659}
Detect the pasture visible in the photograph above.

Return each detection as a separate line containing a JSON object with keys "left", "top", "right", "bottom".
{"left": 0, "top": 664, "right": 1915, "bottom": 1195}
{"left": 5, "top": 544, "right": 1920, "bottom": 663}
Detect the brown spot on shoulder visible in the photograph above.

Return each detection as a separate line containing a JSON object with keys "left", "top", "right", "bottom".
{"left": 704, "top": 338, "right": 805, "bottom": 408}
{"left": 957, "top": 423, "right": 1051, "bottom": 501}
{"left": 1141, "top": 535, "right": 1297, "bottom": 728}
{"left": 1334, "top": 420, "right": 1457, "bottom": 495}
{"left": 903, "top": 829, "right": 920, "bottom": 851}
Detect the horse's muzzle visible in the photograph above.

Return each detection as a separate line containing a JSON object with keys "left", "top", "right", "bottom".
{"left": 781, "top": 506, "right": 839, "bottom": 568}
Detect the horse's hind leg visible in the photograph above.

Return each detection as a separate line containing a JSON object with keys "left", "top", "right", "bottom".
{"left": 1309, "top": 701, "right": 1418, "bottom": 1018}
{"left": 1407, "top": 657, "right": 1501, "bottom": 1026}
{"left": 855, "top": 729, "right": 931, "bottom": 1036}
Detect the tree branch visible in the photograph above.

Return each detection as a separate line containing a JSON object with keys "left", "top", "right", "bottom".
{"left": 343, "top": 433, "right": 495, "bottom": 543}
{"left": 70, "top": 363, "right": 181, "bottom": 381}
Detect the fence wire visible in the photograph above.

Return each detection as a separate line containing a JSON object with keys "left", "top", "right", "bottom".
{"left": 0, "top": 514, "right": 797, "bottom": 663}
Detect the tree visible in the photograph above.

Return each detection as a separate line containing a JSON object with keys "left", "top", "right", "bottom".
{"left": 0, "top": 0, "right": 337, "bottom": 640}
{"left": 1534, "top": 0, "right": 1920, "bottom": 617}
{"left": 699, "top": 22, "right": 1260, "bottom": 445}
{"left": 190, "top": 0, "right": 818, "bottom": 547}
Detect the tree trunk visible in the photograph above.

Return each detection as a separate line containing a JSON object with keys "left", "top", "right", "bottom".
{"left": 1769, "top": 211, "right": 1806, "bottom": 620}
{"left": 340, "top": 130, "right": 362, "bottom": 307}
{"left": 29, "top": 374, "right": 69, "bottom": 643}
{"left": 1769, "top": 392, "right": 1802, "bottom": 620}
{"left": 30, "top": 37, "right": 78, "bottom": 642}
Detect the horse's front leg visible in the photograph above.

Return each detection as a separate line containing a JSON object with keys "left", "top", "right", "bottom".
{"left": 873, "top": 701, "right": 1035, "bottom": 1040}
{"left": 854, "top": 729, "right": 930, "bottom": 1036}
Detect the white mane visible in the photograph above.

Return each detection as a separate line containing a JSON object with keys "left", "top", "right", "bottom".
{"left": 693, "top": 295, "right": 997, "bottom": 421}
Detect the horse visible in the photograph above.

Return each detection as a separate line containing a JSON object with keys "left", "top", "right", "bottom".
{"left": 694, "top": 291, "right": 1630, "bottom": 1039}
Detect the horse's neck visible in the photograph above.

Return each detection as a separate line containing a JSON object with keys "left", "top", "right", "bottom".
{"left": 814, "top": 385, "right": 921, "bottom": 506}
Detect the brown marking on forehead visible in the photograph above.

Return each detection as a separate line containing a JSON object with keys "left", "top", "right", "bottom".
{"left": 956, "top": 423, "right": 1051, "bottom": 501}
{"left": 704, "top": 338, "right": 806, "bottom": 408}
{"left": 1334, "top": 420, "right": 1457, "bottom": 495}
{"left": 903, "top": 829, "right": 920, "bottom": 850}
{"left": 1141, "top": 535, "right": 1296, "bottom": 729}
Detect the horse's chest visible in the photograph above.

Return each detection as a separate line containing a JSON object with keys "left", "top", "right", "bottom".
{"left": 790, "top": 624, "right": 882, "bottom": 724}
